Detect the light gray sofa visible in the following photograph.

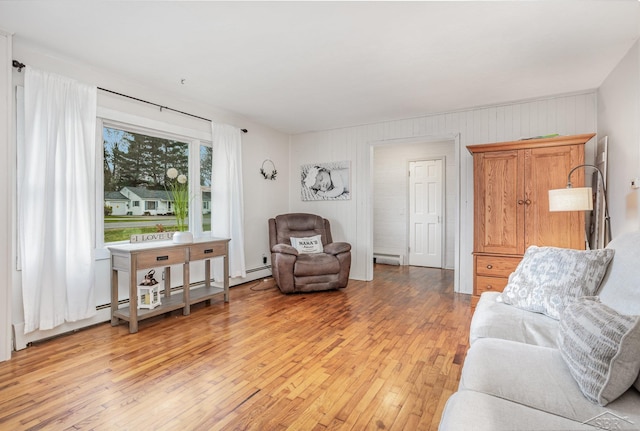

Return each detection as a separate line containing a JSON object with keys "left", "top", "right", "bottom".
{"left": 439, "top": 232, "right": 640, "bottom": 430}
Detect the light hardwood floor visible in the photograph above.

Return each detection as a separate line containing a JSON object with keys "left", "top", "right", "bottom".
{"left": 0, "top": 264, "right": 472, "bottom": 431}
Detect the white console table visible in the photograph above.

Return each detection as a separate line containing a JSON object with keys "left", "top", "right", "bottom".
{"left": 108, "top": 237, "right": 230, "bottom": 333}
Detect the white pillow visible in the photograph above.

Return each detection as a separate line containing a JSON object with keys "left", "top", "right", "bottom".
{"left": 557, "top": 296, "right": 640, "bottom": 406}
{"left": 290, "top": 235, "right": 323, "bottom": 254}
{"left": 498, "top": 246, "right": 614, "bottom": 320}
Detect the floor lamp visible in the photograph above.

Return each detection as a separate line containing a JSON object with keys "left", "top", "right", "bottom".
{"left": 548, "top": 164, "right": 611, "bottom": 248}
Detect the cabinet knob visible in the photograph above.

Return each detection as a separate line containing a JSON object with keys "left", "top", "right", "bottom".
{"left": 486, "top": 285, "right": 493, "bottom": 290}
{"left": 486, "top": 264, "right": 493, "bottom": 269}
{"left": 525, "top": 199, "right": 532, "bottom": 205}
{"left": 517, "top": 199, "right": 524, "bottom": 205}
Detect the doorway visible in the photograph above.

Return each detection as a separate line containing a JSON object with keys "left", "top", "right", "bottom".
{"left": 408, "top": 158, "right": 444, "bottom": 268}
{"left": 371, "top": 138, "right": 454, "bottom": 275}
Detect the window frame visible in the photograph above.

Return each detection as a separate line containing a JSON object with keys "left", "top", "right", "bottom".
{"left": 96, "top": 114, "right": 212, "bottom": 259}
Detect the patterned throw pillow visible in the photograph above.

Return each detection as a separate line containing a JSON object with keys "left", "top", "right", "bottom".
{"left": 557, "top": 297, "right": 640, "bottom": 406}
{"left": 290, "top": 235, "right": 323, "bottom": 254}
{"left": 497, "top": 246, "right": 614, "bottom": 319}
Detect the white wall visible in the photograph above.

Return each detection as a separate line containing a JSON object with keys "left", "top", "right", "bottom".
{"left": 598, "top": 40, "right": 640, "bottom": 237}
{"left": 9, "top": 39, "right": 290, "bottom": 349}
{"left": 373, "top": 139, "right": 456, "bottom": 269}
{"left": 289, "top": 94, "right": 597, "bottom": 294}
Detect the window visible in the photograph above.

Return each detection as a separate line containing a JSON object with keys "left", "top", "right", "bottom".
{"left": 200, "top": 144, "right": 213, "bottom": 232}
{"left": 102, "top": 125, "right": 196, "bottom": 243}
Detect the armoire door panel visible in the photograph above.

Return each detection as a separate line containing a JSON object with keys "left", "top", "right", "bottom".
{"left": 524, "top": 145, "right": 585, "bottom": 249}
{"left": 474, "top": 150, "right": 524, "bottom": 254}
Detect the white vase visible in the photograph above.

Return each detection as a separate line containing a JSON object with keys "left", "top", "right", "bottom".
{"left": 172, "top": 231, "right": 194, "bottom": 244}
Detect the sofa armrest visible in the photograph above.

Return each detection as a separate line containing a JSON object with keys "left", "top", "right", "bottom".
{"left": 272, "top": 243, "right": 299, "bottom": 256}
{"left": 324, "top": 242, "right": 351, "bottom": 255}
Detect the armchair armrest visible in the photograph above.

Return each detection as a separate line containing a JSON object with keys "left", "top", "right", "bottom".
{"left": 324, "top": 242, "right": 351, "bottom": 255}
{"left": 272, "top": 243, "right": 299, "bottom": 256}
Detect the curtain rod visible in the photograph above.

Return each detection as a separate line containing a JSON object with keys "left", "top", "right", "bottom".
{"left": 12, "top": 59, "right": 248, "bottom": 134}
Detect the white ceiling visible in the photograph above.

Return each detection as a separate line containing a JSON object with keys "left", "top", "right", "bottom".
{"left": 1, "top": 1, "right": 639, "bottom": 135}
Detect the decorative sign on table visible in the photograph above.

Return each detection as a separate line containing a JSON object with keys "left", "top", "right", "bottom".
{"left": 130, "top": 232, "right": 175, "bottom": 243}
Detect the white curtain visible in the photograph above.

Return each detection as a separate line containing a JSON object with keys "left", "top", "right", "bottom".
{"left": 19, "top": 67, "right": 97, "bottom": 333}
{"left": 211, "top": 124, "right": 246, "bottom": 279}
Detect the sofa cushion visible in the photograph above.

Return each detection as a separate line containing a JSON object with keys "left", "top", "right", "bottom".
{"left": 459, "top": 338, "right": 640, "bottom": 426}
{"left": 470, "top": 292, "right": 558, "bottom": 347}
{"left": 598, "top": 231, "right": 640, "bottom": 317}
{"left": 498, "top": 246, "right": 614, "bottom": 319}
{"left": 439, "top": 390, "right": 596, "bottom": 430}
{"left": 557, "top": 297, "right": 640, "bottom": 406}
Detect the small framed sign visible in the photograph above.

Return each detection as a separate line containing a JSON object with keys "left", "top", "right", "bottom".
{"left": 130, "top": 232, "right": 174, "bottom": 243}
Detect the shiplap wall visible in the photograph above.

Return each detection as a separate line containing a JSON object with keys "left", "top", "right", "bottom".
{"left": 289, "top": 92, "right": 597, "bottom": 294}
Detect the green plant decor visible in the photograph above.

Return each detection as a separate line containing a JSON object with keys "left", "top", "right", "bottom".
{"left": 165, "top": 167, "right": 189, "bottom": 232}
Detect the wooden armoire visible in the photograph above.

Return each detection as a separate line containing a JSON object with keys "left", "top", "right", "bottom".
{"left": 468, "top": 133, "right": 595, "bottom": 306}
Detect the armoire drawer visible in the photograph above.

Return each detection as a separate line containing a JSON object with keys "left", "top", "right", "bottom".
{"left": 475, "top": 275, "right": 510, "bottom": 295}
{"left": 475, "top": 255, "right": 521, "bottom": 278}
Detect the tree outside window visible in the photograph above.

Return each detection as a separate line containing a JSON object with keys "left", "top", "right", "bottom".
{"left": 103, "top": 126, "right": 190, "bottom": 242}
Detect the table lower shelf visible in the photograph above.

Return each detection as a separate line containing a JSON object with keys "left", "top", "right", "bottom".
{"left": 113, "top": 294, "right": 185, "bottom": 322}
{"left": 189, "top": 284, "right": 226, "bottom": 304}
{"left": 113, "top": 284, "right": 226, "bottom": 323}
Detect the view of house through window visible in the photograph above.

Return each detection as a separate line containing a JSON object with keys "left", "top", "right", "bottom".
{"left": 103, "top": 125, "right": 192, "bottom": 242}
{"left": 200, "top": 144, "right": 213, "bottom": 232}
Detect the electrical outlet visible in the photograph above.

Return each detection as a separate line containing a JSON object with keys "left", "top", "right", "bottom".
{"left": 632, "top": 178, "right": 640, "bottom": 189}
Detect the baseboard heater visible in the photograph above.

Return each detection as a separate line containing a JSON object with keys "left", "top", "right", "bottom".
{"left": 247, "top": 264, "right": 271, "bottom": 274}
{"left": 373, "top": 253, "right": 403, "bottom": 266}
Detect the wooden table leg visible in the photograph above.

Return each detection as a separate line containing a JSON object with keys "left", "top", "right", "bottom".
{"left": 223, "top": 254, "right": 229, "bottom": 303}
{"left": 164, "top": 266, "right": 171, "bottom": 299}
{"left": 111, "top": 267, "right": 119, "bottom": 326}
{"left": 183, "top": 262, "right": 190, "bottom": 316}
{"left": 129, "top": 265, "right": 138, "bottom": 334}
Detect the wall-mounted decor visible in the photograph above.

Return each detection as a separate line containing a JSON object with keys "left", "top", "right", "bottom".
{"left": 260, "top": 159, "right": 277, "bottom": 180}
{"left": 301, "top": 160, "right": 350, "bottom": 201}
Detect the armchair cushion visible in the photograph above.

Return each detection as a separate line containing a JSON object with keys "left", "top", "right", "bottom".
{"left": 324, "top": 242, "right": 351, "bottom": 255}
{"left": 295, "top": 253, "right": 341, "bottom": 276}
{"left": 272, "top": 243, "right": 298, "bottom": 256}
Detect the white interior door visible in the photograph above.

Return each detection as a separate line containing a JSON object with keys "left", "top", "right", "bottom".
{"left": 409, "top": 159, "right": 443, "bottom": 267}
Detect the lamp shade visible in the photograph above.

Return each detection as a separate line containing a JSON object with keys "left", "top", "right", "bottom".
{"left": 548, "top": 187, "right": 593, "bottom": 212}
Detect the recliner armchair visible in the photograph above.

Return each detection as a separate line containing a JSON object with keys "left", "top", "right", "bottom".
{"left": 268, "top": 213, "right": 351, "bottom": 293}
